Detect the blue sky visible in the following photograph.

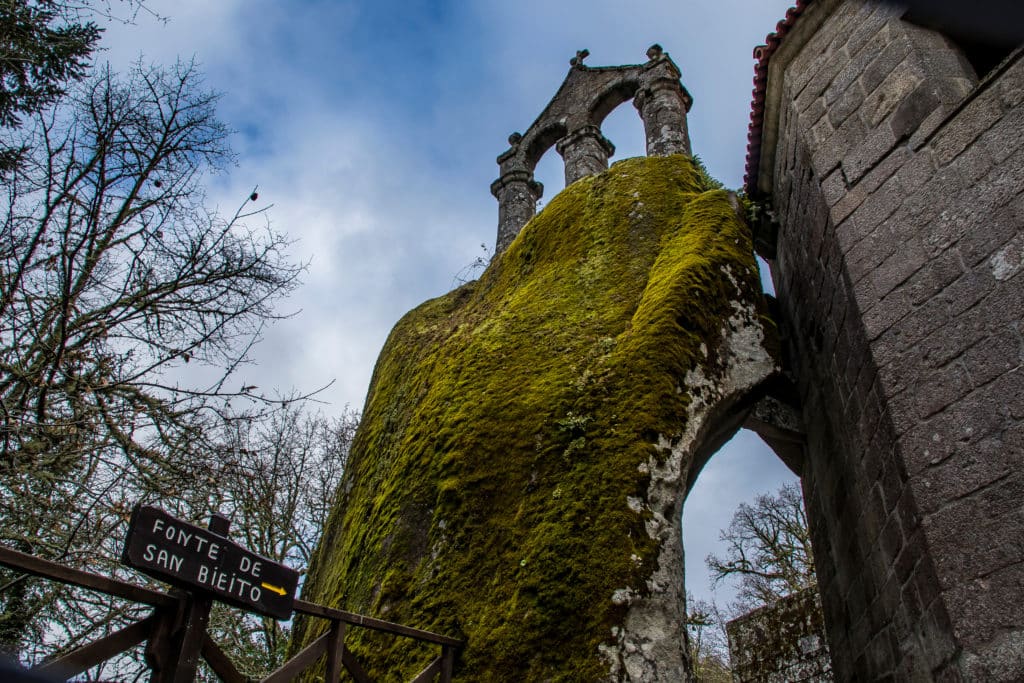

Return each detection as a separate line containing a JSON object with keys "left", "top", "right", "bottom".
{"left": 99, "top": 0, "right": 799, "bottom": 612}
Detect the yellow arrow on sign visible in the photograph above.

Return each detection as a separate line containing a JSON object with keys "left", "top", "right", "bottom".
{"left": 261, "top": 582, "right": 286, "bottom": 596}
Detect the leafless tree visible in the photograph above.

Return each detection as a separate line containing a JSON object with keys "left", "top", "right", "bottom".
{"left": 705, "top": 482, "right": 816, "bottom": 613}
{"left": 685, "top": 593, "right": 731, "bottom": 682}
{"left": 199, "top": 405, "right": 358, "bottom": 679}
{"left": 0, "top": 58, "right": 307, "bottom": 660}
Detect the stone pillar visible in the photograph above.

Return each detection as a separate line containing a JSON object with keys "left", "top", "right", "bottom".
{"left": 491, "top": 168, "right": 543, "bottom": 254}
{"left": 555, "top": 125, "right": 615, "bottom": 186}
{"left": 635, "top": 46, "right": 693, "bottom": 157}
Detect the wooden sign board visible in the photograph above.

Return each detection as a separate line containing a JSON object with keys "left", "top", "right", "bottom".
{"left": 122, "top": 505, "right": 299, "bottom": 620}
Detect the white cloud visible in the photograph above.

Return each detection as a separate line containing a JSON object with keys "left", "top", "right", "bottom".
{"left": 95, "top": 0, "right": 805, "bottom": 607}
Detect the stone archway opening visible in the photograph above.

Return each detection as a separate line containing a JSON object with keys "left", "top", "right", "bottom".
{"left": 530, "top": 99, "right": 649, "bottom": 205}
{"left": 682, "top": 427, "right": 801, "bottom": 609}
{"left": 531, "top": 143, "right": 566, "bottom": 205}
{"left": 679, "top": 412, "right": 833, "bottom": 681}
{"left": 680, "top": 427, "right": 802, "bottom": 667}
{"left": 600, "top": 97, "right": 648, "bottom": 164}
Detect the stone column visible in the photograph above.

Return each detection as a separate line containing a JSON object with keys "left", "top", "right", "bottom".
{"left": 635, "top": 46, "right": 693, "bottom": 157}
{"left": 555, "top": 125, "right": 615, "bottom": 186}
{"left": 491, "top": 168, "right": 543, "bottom": 254}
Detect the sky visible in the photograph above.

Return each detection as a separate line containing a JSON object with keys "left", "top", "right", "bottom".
{"left": 97, "top": 0, "right": 800, "bottom": 612}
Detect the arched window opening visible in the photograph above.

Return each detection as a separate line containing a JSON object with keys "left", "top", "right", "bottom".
{"left": 532, "top": 145, "right": 564, "bottom": 207}
{"left": 682, "top": 429, "right": 800, "bottom": 613}
{"left": 532, "top": 100, "right": 647, "bottom": 208}
{"left": 600, "top": 101, "right": 646, "bottom": 162}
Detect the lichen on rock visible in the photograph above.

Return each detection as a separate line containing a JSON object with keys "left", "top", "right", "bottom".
{"left": 294, "top": 154, "right": 779, "bottom": 681}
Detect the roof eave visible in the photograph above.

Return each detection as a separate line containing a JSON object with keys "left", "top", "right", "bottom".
{"left": 744, "top": 0, "right": 844, "bottom": 198}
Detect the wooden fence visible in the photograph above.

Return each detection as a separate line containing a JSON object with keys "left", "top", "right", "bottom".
{"left": 0, "top": 545, "right": 460, "bottom": 682}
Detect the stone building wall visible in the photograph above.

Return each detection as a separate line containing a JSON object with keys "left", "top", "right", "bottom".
{"left": 748, "top": 0, "right": 1024, "bottom": 679}
{"left": 727, "top": 587, "right": 832, "bottom": 682}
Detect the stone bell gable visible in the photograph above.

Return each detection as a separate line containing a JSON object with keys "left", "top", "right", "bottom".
{"left": 491, "top": 45, "right": 693, "bottom": 253}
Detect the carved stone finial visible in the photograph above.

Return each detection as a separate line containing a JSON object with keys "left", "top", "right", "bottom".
{"left": 570, "top": 49, "right": 590, "bottom": 67}
{"left": 646, "top": 44, "right": 664, "bottom": 61}
{"left": 508, "top": 132, "right": 523, "bottom": 147}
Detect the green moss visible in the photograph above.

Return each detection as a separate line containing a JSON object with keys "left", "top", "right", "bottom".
{"left": 295, "top": 155, "right": 776, "bottom": 681}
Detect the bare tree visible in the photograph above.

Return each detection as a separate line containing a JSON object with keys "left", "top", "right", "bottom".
{"left": 705, "top": 482, "right": 815, "bottom": 613}
{"left": 199, "top": 405, "right": 358, "bottom": 679}
{"left": 685, "top": 593, "right": 731, "bottom": 683}
{"left": 0, "top": 58, "right": 305, "bottom": 660}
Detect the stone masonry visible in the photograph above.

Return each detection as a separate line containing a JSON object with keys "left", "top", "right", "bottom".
{"left": 491, "top": 45, "right": 692, "bottom": 253}
{"left": 747, "top": 0, "right": 1024, "bottom": 679}
{"left": 727, "top": 587, "right": 833, "bottom": 682}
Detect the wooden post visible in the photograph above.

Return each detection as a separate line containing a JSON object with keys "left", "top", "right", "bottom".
{"left": 146, "top": 599, "right": 186, "bottom": 682}
{"left": 440, "top": 645, "right": 455, "bottom": 683}
{"left": 149, "top": 513, "right": 230, "bottom": 683}
{"left": 325, "top": 620, "right": 347, "bottom": 682}
{"left": 170, "top": 594, "right": 213, "bottom": 683}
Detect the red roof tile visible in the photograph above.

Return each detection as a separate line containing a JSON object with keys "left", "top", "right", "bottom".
{"left": 744, "top": 1, "right": 813, "bottom": 196}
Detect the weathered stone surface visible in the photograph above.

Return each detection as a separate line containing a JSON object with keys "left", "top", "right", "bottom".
{"left": 754, "top": 1, "right": 1024, "bottom": 680}
{"left": 556, "top": 125, "right": 615, "bottom": 185}
{"left": 727, "top": 587, "right": 833, "bottom": 682}
{"left": 491, "top": 47, "right": 692, "bottom": 253}
{"left": 296, "top": 156, "right": 778, "bottom": 681}
{"left": 490, "top": 163, "right": 543, "bottom": 257}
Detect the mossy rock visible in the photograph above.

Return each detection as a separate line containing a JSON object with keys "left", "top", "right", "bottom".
{"left": 295, "top": 155, "right": 779, "bottom": 681}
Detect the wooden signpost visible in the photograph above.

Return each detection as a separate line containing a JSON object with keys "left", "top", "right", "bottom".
{"left": 122, "top": 505, "right": 299, "bottom": 620}
{"left": 121, "top": 505, "right": 303, "bottom": 681}
{"left": 0, "top": 503, "right": 459, "bottom": 681}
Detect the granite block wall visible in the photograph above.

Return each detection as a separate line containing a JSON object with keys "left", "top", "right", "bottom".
{"left": 756, "top": 0, "right": 1024, "bottom": 679}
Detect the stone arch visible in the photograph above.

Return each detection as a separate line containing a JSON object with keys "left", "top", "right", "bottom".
{"left": 684, "top": 376, "right": 804, "bottom": 499}
{"left": 602, "top": 304, "right": 797, "bottom": 679}
{"left": 522, "top": 121, "right": 569, "bottom": 172}
{"left": 635, "top": 374, "right": 822, "bottom": 679}
{"left": 587, "top": 77, "right": 641, "bottom": 128}
{"left": 677, "top": 377, "right": 824, "bottom": 673}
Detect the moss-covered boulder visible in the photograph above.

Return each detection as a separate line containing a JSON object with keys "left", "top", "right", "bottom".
{"left": 296, "top": 155, "right": 779, "bottom": 681}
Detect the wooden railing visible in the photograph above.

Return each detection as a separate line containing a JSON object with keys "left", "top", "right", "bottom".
{"left": 0, "top": 545, "right": 460, "bottom": 682}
